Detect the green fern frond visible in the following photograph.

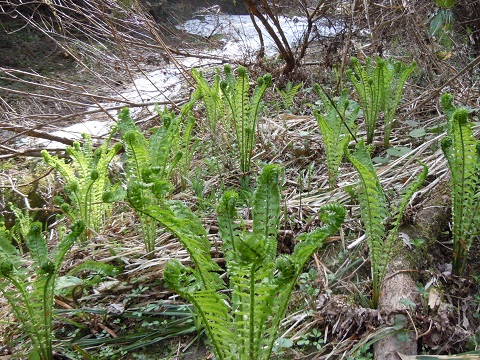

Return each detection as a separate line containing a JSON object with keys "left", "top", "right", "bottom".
{"left": 314, "top": 86, "right": 358, "bottom": 187}
{"left": 217, "top": 190, "right": 244, "bottom": 262}
{"left": 383, "top": 59, "right": 416, "bottom": 147}
{"left": 128, "top": 181, "right": 222, "bottom": 288}
{"left": 347, "top": 141, "right": 427, "bottom": 307}
{"left": 191, "top": 68, "right": 224, "bottom": 134}
{"left": 41, "top": 150, "right": 76, "bottom": 183}
{"left": 0, "top": 219, "right": 17, "bottom": 257}
{"left": 347, "top": 57, "right": 414, "bottom": 147}
{"left": 252, "top": 163, "right": 280, "bottom": 261}
{"left": 441, "top": 96, "right": 480, "bottom": 274}
{"left": 26, "top": 222, "right": 48, "bottom": 265}
{"left": 346, "top": 141, "right": 387, "bottom": 308}
{"left": 381, "top": 162, "right": 428, "bottom": 281}
{"left": 277, "top": 81, "right": 302, "bottom": 110}
{"left": 52, "top": 221, "right": 85, "bottom": 267}
{"left": 42, "top": 134, "right": 119, "bottom": 237}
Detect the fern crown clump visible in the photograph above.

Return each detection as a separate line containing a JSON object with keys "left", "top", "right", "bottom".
{"left": 192, "top": 66, "right": 271, "bottom": 174}
{"left": 41, "top": 133, "right": 121, "bottom": 239}
{"left": 220, "top": 65, "right": 272, "bottom": 173}
{"left": 314, "top": 86, "right": 359, "bottom": 188}
{"left": 277, "top": 81, "right": 302, "bottom": 111}
{"left": 440, "top": 93, "right": 480, "bottom": 275}
{"left": 133, "top": 164, "right": 346, "bottom": 360}
{"left": 118, "top": 105, "right": 196, "bottom": 257}
{"left": 0, "top": 219, "right": 85, "bottom": 360}
{"left": 346, "top": 57, "right": 416, "bottom": 147}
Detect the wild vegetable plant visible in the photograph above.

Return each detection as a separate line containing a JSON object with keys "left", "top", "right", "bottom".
{"left": 8, "top": 202, "right": 35, "bottom": 255}
{"left": 314, "top": 86, "right": 359, "bottom": 188}
{"left": 191, "top": 68, "right": 223, "bottom": 135}
{"left": 221, "top": 65, "right": 272, "bottom": 174}
{"left": 346, "top": 141, "right": 427, "bottom": 308}
{"left": 41, "top": 134, "right": 122, "bottom": 239}
{"left": 192, "top": 66, "right": 271, "bottom": 174}
{"left": 0, "top": 219, "right": 85, "bottom": 360}
{"left": 128, "top": 164, "right": 345, "bottom": 359}
{"left": 346, "top": 57, "right": 416, "bottom": 147}
{"left": 118, "top": 106, "right": 196, "bottom": 257}
{"left": 277, "top": 81, "right": 302, "bottom": 111}
{"left": 440, "top": 93, "right": 480, "bottom": 275}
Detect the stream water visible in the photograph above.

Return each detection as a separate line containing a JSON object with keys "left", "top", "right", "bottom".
{"left": 39, "top": 11, "right": 336, "bottom": 148}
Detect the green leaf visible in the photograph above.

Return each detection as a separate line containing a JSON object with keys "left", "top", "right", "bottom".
{"left": 433, "top": 0, "right": 455, "bottom": 8}
{"left": 393, "top": 314, "right": 406, "bottom": 330}
{"left": 409, "top": 128, "right": 426, "bottom": 138}
{"left": 277, "top": 337, "right": 294, "bottom": 348}
{"left": 55, "top": 276, "right": 83, "bottom": 295}
{"left": 386, "top": 147, "right": 411, "bottom": 157}
{"left": 372, "top": 156, "right": 390, "bottom": 164}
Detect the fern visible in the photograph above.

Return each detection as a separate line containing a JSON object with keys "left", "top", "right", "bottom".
{"left": 156, "top": 164, "right": 345, "bottom": 360}
{"left": 118, "top": 106, "right": 196, "bottom": 257}
{"left": 191, "top": 68, "right": 224, "bottom": 135}
{"left": 346, "top": 57, "right": 415, "bottom": 147}
{"left": 382, "top": 59, "right": 416, "bottom": 147}
{"left": 277, "top": 81, "right": 302, "bottom": 111}
{"left": 440, "top": 94, "right": 480, "bottom": 274}
{"left": 346, "top": 141, "right": 427, "bottom": 307}
{"left": 220, "top": 65, "right": 272, "bottom": 174}
{"left": 192, "top": 66, "right": 271, "bottom": 174}
{"left": 314, "top": 86, "right": 359, "bottom": 188}
{"left": 41, "top": 133, "right": 121, "bottom": 239}
{"left": 8, "top": 202, "right": 34, "bottom": 255}
{"left": 0, "top": 220, "right": 84, "bottom": 360}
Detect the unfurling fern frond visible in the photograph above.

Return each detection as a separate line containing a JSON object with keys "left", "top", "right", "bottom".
{"left": 440, "top": 94, "right": 480, "bottom": 275}
{"left": 0, "top": 221, "right": 84, "bottom": 360}
{"left": 314, "top": 86, "right": 358, "bottom": 188}
{"left": 346, "top": 56, "right": 415, "bottom": 147}
{"left": 221, "top": 65, "right": 272, "bottom": 174}
{"left": 346, "top": 141, "right": 387, "bottom": 308}
{"left": 277, "top": 81, "right": 302, "bottom": 111}
{"left": 41, "top": 133, "right": 120, "bottom": 239}
{"left": 347, "top": 141, "right": 427, "bottom": 308}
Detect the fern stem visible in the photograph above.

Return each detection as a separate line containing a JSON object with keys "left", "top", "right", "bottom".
{"left": 8, "top": 276, "right": 49, "bottom": 359}
{"left": 43, "top": 274, "right": 55, "bottom": 360}
{"left": 249, "top": 265, "right": 256, "bottom": 360}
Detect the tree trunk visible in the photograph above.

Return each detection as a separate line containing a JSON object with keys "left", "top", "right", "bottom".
{"left": 373, "top": 242, "right": 418, "bottom": 359}
{"left": 374, "top": 181, "right": 451, "bottom": 359}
